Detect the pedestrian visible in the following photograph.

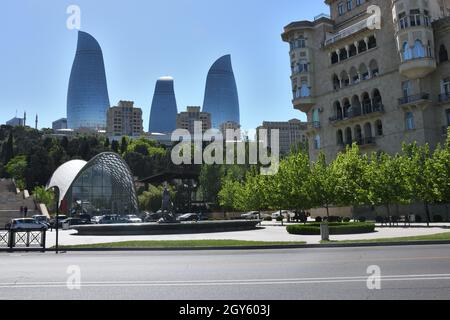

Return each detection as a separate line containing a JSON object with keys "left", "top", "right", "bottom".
{"left": 24, "top": 206, "right": 28, "bottom": 218}
{"left": 20, "top": 206, "right": 24, "bottom": 217}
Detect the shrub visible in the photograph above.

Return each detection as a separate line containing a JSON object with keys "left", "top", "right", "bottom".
{"left": 433, "top": 215, "right": 443, "bottom": 223}
{"left": 358, "top": 216, "right": 367, "bottom": 222}
{"left": 375, "top": 216, "right": 384, "bottom": 223}
{"left": 343, "top": 217, "right": 351, "bottom": 223}
{"left": 326, "top": 216, "right": 342, "bottom": 223}
{"left": 263, "top": 216, "right": 273, "bottom": 222}
{"left": 286, "top": 222, "right": 376, "bottom": 235}
{"left": 315, "top": 216, "right": 323, "bottom": 223}
{"left": 415, "top": 215, "right": 423, "bottom": 223}
{"left": 276, "top": 216, "right": 284, "bottom": 222}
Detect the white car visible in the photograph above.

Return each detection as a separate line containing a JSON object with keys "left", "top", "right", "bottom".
{"left": 6, "top": 218, "right": 48, "bottom": 231}
{"left": 271, "top": 211, "right": 295, "bottom": 219}
{"left": 91, "top": 216, "right": 104, "bottom": 224}
{"left": 124, "top": 215, "right": 143, "bottom": 224}
{"left": 241, "top": 211, "right": 260, "bottom": 220}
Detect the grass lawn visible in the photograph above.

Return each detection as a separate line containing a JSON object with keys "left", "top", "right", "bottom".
{"left": 321, "top": 232, "right": 450, "bottom": 244}
{"left": 57, "top": 240, "right": 307, "bottom": 249}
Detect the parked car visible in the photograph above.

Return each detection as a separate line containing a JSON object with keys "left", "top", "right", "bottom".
{"left": 5, "top": 218, "right": 48, "bottom": 231}
{"left": 99, "top": 215, "right": 128, "bottom": 225}
{"left": 124, "top": 215, "right": 143, "bottom": 224}
{"left": 177, "top": 213, "right": 200, "bottom": 222}
{"left": 271, "top": 211, "right": 294, "bottom": 219}
{"left": 49, "top": 215, "right": 68, "bottom": 229}
{"left": 91, "top": 216, "right": 104, "bottom": 224}
{"left": 32, "top": 215, "right": 51, "bottom": 228}
{"left": 62, "top": 218, "right": 92, "bottom": 230}
{"left": 144, "top": 212, "right": 163, "bottom": 222}
{"left": 241, "top": 211, "right": 260, "bottom": 220}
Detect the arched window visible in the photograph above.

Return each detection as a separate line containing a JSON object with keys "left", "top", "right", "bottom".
{"left": 339, "top": 48, "right": 348, "bottom": 61}
{"left": 300, "top": 80, "right": 310, "bottom": 97}
{"left": 368, "top": 35, "right": 377, "bottom": 49}
{"left": 331, "top": 52, "right": 339, "bottom": 64}
{"left": 340, "top": 71, "right": 350, "bottom": 87}
{"left": 343, "top": 98, "right": 351, "bottom": 118}
{"left": 369, "top": 60, "right": 379, "bottom": 77}
{"left": 332, "top": 74, "right": 340, "bottom": 90}
{"left": 355, "top": 125, "right": 363, "bottom": 144}
{"left": 372, "top": 89, "right": 382, "bottom": 109}
{"left": 334, "top": 101, "right": 343, "bottom": 120}
{"left": 359, "top": 63, "right": 369, "bottom": 80}
{"left": 403, "top": 42, "right": 412, "bottom": 61}
{"left": 413, "top": 40, "right": 425, "bottom": 58}
{"left": 314, "top": 135, "right": 321, "bottom": 150}
{"left": 345, "top": 127, "right": 353, "bottom": 145}
{"left": 440, "top": 45, "right": 449, "bottom": 63}
{"left": 364, "top": 123, "right": 373, "bottom": 139}
{"left": 405, "top": 112, "right": 415, "bottom": 130}
{"left": 337, "top": 130, "right": 344, "bottom": 146}
{"left": 358, "top": 40, "right": 367, "bottom": 53}
{"left": 350, "top": 67, "right": 359, "bottom": 84}
{"left": 362, "top": 92, "right": 371, "bottom": 114}
{"left": 375, "top": 120, "right": 383, "bottom": 136}
{"left": 352, "top": 95, "right": 362, "bottom": 116}
{"left": 349, "top": 44, "right": 357, "bottom": 57}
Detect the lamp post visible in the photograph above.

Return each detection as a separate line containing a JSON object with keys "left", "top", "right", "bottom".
{"left": 53, "top": 187, "right": 60, "bottom": 254}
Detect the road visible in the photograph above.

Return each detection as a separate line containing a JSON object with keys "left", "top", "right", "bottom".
{"left": 0, "top": 245, "right": 450, "bottom": 300}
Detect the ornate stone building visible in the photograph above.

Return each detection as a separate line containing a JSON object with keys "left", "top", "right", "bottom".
{"left": 282, "top": 0, "right": 450, "bottom": 162}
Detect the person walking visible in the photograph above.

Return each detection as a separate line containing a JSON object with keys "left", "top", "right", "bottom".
{"left": 24, "top": 206, "right": 28, "bottom": 218}
{"left": 20, "top": 206, "right": 24, "bottom": 217}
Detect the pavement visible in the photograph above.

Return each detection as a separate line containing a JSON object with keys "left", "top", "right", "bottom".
{"left": 0, "top": 245, "right": 449, "bottom": 300}
{"left": 40, "top": 222, "right": 450, "bottom": 247}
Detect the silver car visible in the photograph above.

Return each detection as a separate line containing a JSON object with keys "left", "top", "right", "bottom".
{"left": 6, "top": 218, "right": 48, "bottom": 231}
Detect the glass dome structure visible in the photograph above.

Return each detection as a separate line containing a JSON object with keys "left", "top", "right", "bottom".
{"left": 47, "top": 153, "right": 138, "bottom": 216}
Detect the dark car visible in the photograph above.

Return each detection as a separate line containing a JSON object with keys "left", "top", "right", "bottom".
{"left": 177, "top": 213, "right": 200, "bottom": 222}
{"left": 5, "top": 218, "right": 48, "bottom": 231}
{"left": 99, "top": 215, "right": 128, "bottom": 225}
{"left": 62, "top": 218, "right": 92, "bottom": 230}
{"left": 49, "top": 215, "right": 68, "bottom": 229}
{"left": 144, "top": 212, "right": 163, "bottom": 223}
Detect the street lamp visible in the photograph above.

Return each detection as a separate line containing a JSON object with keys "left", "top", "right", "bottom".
{"left": 52, "top": 187, "right": 60, "bottom": 254}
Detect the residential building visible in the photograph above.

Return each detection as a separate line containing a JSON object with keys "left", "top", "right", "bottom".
{"left": 257, "top": 119, "right": 308, "bottom": 155}
{"left": 149, "top": 77, "right": 178, "bottom": 134}
{"left": 67, "top": 31, "right": 110, "bottom": 130}
{"left": 282, "top": 0, "right": 450, "bottom": 163}
{"left": 203, "top": 55, "right": 240, "bottom": 129}
{"left": 176, "top": 106, "right": 212, "bottom": 134}
{"left": 107, "top": 101, "right": 143, "bottom": 138}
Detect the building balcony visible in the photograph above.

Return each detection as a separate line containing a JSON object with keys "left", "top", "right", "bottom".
{"left": 398, "top": 93, "right": 431, "bottom": 106}
{"left": 399, "top": 57, "right": 436, "bottom": 79}
{"left": 329, "top": 104, "right": 384, "bottom": 125}
{"left": 337, "top": 137, "right": 376, "bottom": 149}
{"left": 293, "top": 96, "right": 316, "bottom": 113}
{"left": 439, "top": 92, "right": 450, "bottom": 103}
{"left": 324, "top": 17, "right": 369, "bottom": 47}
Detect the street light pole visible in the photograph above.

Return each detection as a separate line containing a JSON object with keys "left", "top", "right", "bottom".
{"left": 54, "top": 187, "right": 60, "bottom": 254}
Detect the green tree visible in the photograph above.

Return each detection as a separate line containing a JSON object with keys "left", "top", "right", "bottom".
{"left": 5, "top": 155, "right": 27, "bottom": 187}
{"left": 120, "top": 136, "right": 129, "bottom": 155}
{"left": 306, "top": 152, "right": 338, "bottom": 218}
{"left": 427, "top": 134, "right": 450, "bottom": 204}
{"left": 104, "top": 138, "right": 110, "bottom": 149}
{"left": 33, "top": 186, "right": 55, "bottom": 208}
{"left": 2, "top": 132, "right": 14, "bottom": 164}
{"left": 111, "top": 140, "right": 119, "bottom": 153}
{"left": 199, "top": 165, "right": 225, "bottom": 204}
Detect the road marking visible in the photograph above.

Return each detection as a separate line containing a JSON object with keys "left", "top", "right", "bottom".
{"left": 1, "top": 274, "right": 450, "bottom": 288}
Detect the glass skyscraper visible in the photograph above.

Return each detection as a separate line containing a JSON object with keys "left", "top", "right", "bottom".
{"left": 148, "top": 77, "right": 178, "bottom": 133}
{"left": 202, "top": 55, "right": 240, "bottom": 129}
{"left": 67, "top": 31, "right": 110, "bottom": 130}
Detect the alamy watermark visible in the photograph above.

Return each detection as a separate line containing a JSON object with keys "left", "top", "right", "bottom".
{"left": 66, "top": 5, "right": 81, "bottom": 30}
{"left": 66, "top": 265, "right": 82, "bottom": 290}
{"left": 171, "top": 122, "right": 280, "bottom": 175}
{"left": 367, "top": 5, "right": 382, "bottom": 30}
{"left": 367, "top": 265, "right": 382, "bottom": 290}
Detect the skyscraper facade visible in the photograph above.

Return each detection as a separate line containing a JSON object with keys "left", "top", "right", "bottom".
{"left": 202, "top": 55, "right": 240, "bottom": 129}
{"left": 148, "top": 77, "right": 178, "bottom": 133}
{"left": 67, "top": 31, "right": 110, "bottom": 130}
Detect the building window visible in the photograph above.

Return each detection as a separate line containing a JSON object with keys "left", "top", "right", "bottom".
{"left": 424, "top": 10, "right": 430, "bottom": 26}
{"left": 446, "top": 109, "right": 450, "bottom": 126}
{"left": 338, "top": 2, "right": 345, "bottom": 15}
{"left": 439, "top": 45, "right": 449, "bottom": 63}
{"left": 403, "top": 42, "right": 412, "bottom": 61}
{"left": 375, "top": 120, "right": 383, "bottom": 136}
{"left": 410, "top": 9, "right": 421, "bottom": 27}
{"left": 399, "top": 12, "right": 408, "bottom": 29}
{"left": 300, "top": 80, "right": 310, "bottom": 97}
{"left": 314, "top": 135, "right": 321, "bottom": 149}
{"left": 443, "top": 78, "right": 450, "bottom": 95}
{"left": 331, "top": 52, "right": 339, "bottom": 64}
{"left": 402, "top": 81, "right": 411, "bottom": 98}
{"left": 413, "top": 40, "right": 425, "bottom": 58}
{"left": 347, "top": 0, "right": 352, "bottom": 11}
{"left": 405, "top": 112, "right": 415, "bottom": 130}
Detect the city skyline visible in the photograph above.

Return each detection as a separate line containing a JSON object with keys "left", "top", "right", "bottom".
{"left": 0, "top": 0, "right": 328, "bottom": 131}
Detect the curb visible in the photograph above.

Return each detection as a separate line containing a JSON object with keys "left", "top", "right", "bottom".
{"left": 2, "top": 240, "right": 450, "bottom": 253}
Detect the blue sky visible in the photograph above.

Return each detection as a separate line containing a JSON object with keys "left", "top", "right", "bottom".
{"left": 0, "top": 0, "right": 328, "bottom": 131}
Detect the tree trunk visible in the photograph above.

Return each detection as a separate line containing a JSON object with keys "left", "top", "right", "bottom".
{"left": 425, "top": 202, "right": 431, "bottom": 228}
{"left": 386, "top": 204, "right": 391, "bottom": 227}
{"left": 326, "top": 205, "right": 330, "bottom": 219}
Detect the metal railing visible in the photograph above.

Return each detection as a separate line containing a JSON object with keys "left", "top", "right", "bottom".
{"left": 329, "top": 104, "right": 384, "bottom": 123}
{"left": 324, "top": 17, "right": 368, "bottom": 46}
{"left": 0, "top": 229, "right": 46, "bottom": 252}
{"left": 398, "top": 93, "right": 430, "bottom": 105}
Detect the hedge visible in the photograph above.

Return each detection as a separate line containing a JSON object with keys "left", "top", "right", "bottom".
{"left": 286, "top": 222, "right": 376, "bottom": 235}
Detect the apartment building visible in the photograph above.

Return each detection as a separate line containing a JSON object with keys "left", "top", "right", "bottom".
{"left": 282, "top": 0, "right": 450, "bottom": 162}
{"left": 257, "top": 119, "right": 308, "bottom": 155}
{"left": 106, "top": 101, "right": 143, "bottom": 138}
{"left": 176, "top": 106, "right": 212, "bottom": 134}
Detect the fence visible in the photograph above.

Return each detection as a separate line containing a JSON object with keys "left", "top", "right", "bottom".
{"left": 0, "top": 229, "right": 46, "bottom": 252}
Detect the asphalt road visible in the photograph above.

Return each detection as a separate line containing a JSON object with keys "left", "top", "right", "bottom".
{"left": 0, "top": 245, "right": 450, "bottom": 300}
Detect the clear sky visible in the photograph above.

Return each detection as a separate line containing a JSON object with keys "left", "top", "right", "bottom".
{"left": 0, "top": 0, "right": 328, "bottom": 131}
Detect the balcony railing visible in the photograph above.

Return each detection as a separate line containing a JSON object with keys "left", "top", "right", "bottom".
{"left": 324, "top": 17, "right": 369, "bottom": 46}
{"left": 310, "top": 121, "right": 321, "bottom": 129}
{"left": 398, "top": 93, "right": 430, "bottom": 105}
{"left": 439, "top": 92, "right": 450, "bottom": 103}
{"left": 329, "top": 103, "right": 384, "bottom": 123}
{"left": 354, "top": 137, "right": 376, "bottom": 146}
